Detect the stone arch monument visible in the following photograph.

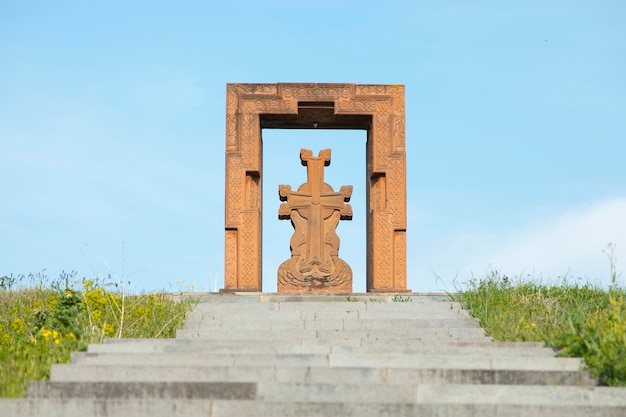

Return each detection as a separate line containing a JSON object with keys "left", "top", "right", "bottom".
{"left": 223, "top": 83, "right": 408, "bottom": 293}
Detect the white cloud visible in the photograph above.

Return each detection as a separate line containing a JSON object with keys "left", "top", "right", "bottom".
{"left": 411, "top": 198, "right": 626, "bottom": 291}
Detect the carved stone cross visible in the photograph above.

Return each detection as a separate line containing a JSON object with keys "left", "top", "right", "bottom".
{"left": 277, "top": 148, "right": 353, "bottom": 292}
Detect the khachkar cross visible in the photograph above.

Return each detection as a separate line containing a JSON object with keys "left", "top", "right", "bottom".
{"left": 277, "top": 148, "right": 353, "bottom": 292}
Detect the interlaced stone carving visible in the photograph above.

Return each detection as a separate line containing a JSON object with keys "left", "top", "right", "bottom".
{"left": 277, "top": 149, "right": 353, "bottom": 292}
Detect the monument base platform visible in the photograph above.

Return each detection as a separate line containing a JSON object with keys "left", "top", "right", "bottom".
{"left": 278, "top": 282, "right": 352, "bottom": 293}
{"left": 368, "top": 288, "right": 413, "bottom": 293}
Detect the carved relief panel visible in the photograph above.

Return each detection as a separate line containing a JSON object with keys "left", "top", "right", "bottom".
{"left": 277, "top": 148, "right": 353, "bottom": 293}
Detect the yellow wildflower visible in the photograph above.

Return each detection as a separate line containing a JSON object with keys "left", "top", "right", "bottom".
{"left": 103, "top": 323, "right": 115, "bottom": 337}
{"left": 12, "top": 318, "right": 26, "bottom": 334}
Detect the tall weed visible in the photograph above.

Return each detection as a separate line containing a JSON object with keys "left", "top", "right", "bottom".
{"left": 0, "top": 272, "right": 195, "bottom": 397}
{"left": 458, "top": 272, "right": 626, "bottom": 386}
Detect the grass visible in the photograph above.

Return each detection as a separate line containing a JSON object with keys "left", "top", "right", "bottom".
{"left": 391, "top": 294, "right": 413, "bottom": 302}
{"left": 0, "top": 272, "right": 196, "bottom": 397}
{"left": 456, "top": 271, "right": 626, "bottom": 386}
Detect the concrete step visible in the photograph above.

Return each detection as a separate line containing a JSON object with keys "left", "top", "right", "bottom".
{"left": 180, "top": 318, "right": 480, "bottom": 331}
{"left": 50, "top": 364, "right": 277, "bottom": 383}
{"left": 96, "top": 336, "right": 498, "bottom": 349}
{"left": 50, "top": 364, "right": 598, "bottom": 386}
{"left": 257, "top": 382, "right": 417, "bottom": 403}
{"left": 185, "top": 309, "right": 475, "bottom": 320}
{"left": 332, "top": 344, "right": 556, "bottom": 357}
{"left": 175, "top": 333, "right": 494, "bottom": 344}
{"left": 25, "top": 381, "right": 626, "bottom": 406}
{"left": 88, "top": 339, "right": 556, "bottom": 357}
{"left": 255, "top": 382, "right": 626, "bottom": 405}
{"left": 357, "top": 337, "right": 496, "bottom": 347}
{"left": 328, "top": 353, "right": 583, "bottom": 371}
{"left": 1, "top": 398, "right": 217, "bottom": 417}
{"left": 89, "top": 340, "right": 333, "bottom": 354}
{"left": 4, "top": 398, "right": 625, "bottom": 417}
{"left": 66, "top": 351, "right": 582, "bottom": 372}
{"left": 69, "top": 352, "right": 330, "bottom": 368}
{"left": 189, "top": 300, "right": 467, "bottom": 314}
{"left": 413, "top": 384, "right": 626, "bottom": 406}
{"left": 357, "top": 340, "right": 544, "bottom": 348}
{"left": 210, "top": 401, "right": 626, "bottom": 417}
{"left": 27, "top": 381, "right": 256, "bottom": 400}
{"left": 176, "top": 327, "right": 489, "bottom": 340}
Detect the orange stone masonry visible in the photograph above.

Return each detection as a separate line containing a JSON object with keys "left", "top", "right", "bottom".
{"left": 277, "top": 148, "right": 353, "bottom": 293}
{"left": 223, "top": 83, "right": 409, "bottom": 293}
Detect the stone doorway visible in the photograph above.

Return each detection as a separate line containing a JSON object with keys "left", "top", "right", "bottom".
{"left": 223, "top": 83, "right": 408, "bottom": 293}
{"left": 262, "top": 130, "right": 366, "bottom": 292}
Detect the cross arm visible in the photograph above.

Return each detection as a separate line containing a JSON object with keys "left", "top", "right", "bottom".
{"left": 278, "top": 184, "right": 292, "bottom": 201}
{"left": 339, "top": 185, "right": 353, "bottom": 202}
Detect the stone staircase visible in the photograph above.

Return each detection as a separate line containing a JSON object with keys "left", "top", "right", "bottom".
{"left": 4, "top": 293, "right": 626, "bottom": 416}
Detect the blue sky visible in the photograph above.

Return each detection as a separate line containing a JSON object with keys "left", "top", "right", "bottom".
{"left": 1, "top": 1, "right": 625, "bottom": 293}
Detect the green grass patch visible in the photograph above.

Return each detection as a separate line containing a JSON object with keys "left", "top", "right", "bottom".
{"left": 0, "top": 272, "right": 195, "bottom": 397}
{"left": 457, "top": 272, "right": 626, "bottom": 386}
